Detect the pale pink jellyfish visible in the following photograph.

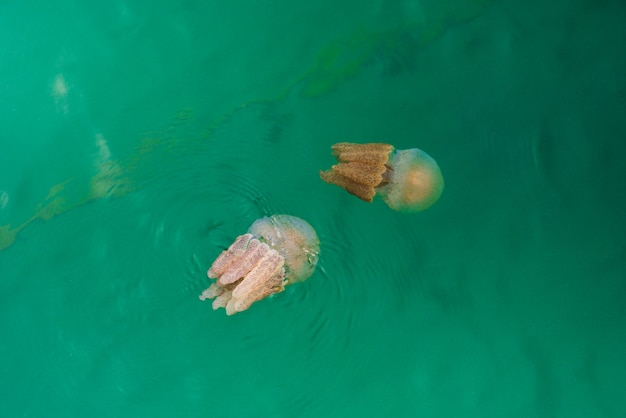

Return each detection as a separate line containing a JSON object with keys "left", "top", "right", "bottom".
{"left": 320, "top": 142, "right": 444, "bottom": 212}
{"left": 200, "top": 215, "right": 320, "bottom": 315}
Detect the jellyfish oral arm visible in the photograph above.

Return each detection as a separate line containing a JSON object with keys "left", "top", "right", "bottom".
{"left": 200, "top": 215, "right": 320, "bottom": 315}
{"left": 320, "top": 142, "right": 444, "bottom": 212}
{"left": 319, "top": 142, "right": 393, "bottom": 202}
{"left": 200, "top": 235, "right": 287, "bottom": 315}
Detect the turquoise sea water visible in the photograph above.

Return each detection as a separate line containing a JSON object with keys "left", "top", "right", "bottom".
{"left": 1, "top": 0, "right": 625, "bottom": 416}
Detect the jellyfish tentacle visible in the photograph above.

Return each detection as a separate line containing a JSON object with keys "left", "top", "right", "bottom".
{"left": 231, "top": 251, "right": 285, "bottom": 300}
{"left": 331, "top": 142, "right": 393, "bottom": 163}
{"left": 320, "top": 142, "right": 394, "bottom": 202}
{"left": 208, "top": 233, "right": 253, "bottom": 278}
{"left": 212, "top": 290, "right": 233, "bottom": 310}
{"left": 217, "top": 239, "right": 268, "bottom": 285}
{"left": 227, "top": 251, "right": 285, "bottom": 315}
{"left": 199, "top": 282, "right": 224, "bottom": 301}
{"left": 320, "top": 168, "right": 378, "bottom": 202}
{"left": 331, "top": 161, "right": 387, "bottom": 185}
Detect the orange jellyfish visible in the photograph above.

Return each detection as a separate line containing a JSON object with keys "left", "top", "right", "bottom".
{"left": 200, "top": 215, "right": 320, "bottom": 315}
{"left": 320, "top": 142, "right": 444, "bottom": 212}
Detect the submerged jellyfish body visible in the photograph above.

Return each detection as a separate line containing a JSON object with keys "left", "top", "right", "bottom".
{"left": 320, "top": 142, "right": 444, "bottom": 212}
{"left": 200, "top": 215, "right": 320, "bottom": 315}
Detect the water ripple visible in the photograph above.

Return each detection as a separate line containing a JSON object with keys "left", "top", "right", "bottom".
{"left": 107, "top": 103, "right": 436, "bottom": 417}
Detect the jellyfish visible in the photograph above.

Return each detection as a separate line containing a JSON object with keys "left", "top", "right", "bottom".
{"left": 320, "top": 142, "right": 444, "bottom": 212}
{"left": 200, "top": 215, "right": 320, "bottom": 315}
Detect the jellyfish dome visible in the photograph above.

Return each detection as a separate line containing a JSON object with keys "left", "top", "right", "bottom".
{"left": 378, "top": 148, "right": 444, "bottom": 212}
{"left": 200, "top": 215, "right": 320, "bottom": 315}
{"left": 320, "top": 142, "right": 444, "bottom": 212}
{"left": 248, "top": 215, "right": 320, "bottom": 284}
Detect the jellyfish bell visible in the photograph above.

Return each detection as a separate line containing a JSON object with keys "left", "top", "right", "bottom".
{"left": 378, "top": 148, "right": 444, "bottom": 212}
{"left": 320, "top": 142, "right": 444, "bottom": 212}
{"left": 248, "top": 214, "right": 320, "bottom": 284}
{"left": 200, "top": 215, "right": 320, "bottom": 315}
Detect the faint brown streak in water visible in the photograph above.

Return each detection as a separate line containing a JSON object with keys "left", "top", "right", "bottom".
{"left": 1, "top": 9, "right": 496, "bottom": 254}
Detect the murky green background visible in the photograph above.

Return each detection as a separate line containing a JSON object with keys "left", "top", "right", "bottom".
{"left": 1, "top": 0, "right": 625, "bottom": 417}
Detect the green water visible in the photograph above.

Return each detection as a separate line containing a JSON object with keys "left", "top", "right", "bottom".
{"left": 1, "top": 0, "right": 625, "bottom": 416}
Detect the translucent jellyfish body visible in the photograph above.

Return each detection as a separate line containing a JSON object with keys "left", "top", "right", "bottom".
{"left": 320, "top": 142, "right": 444, "bottom": 212}
{"left": 200, "top": 215, "right": 320, "bottom": 315}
